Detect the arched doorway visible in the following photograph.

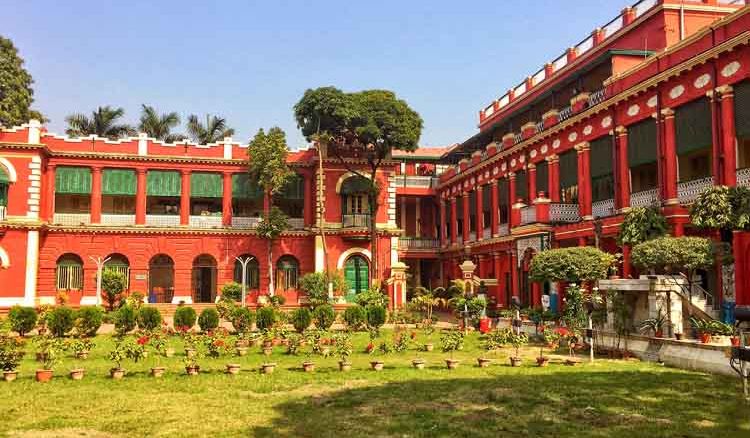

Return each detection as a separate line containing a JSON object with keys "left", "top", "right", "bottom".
{"left": 192, "top": 254, "right": 217, "bottom": 303}
{"left": 276, "top": 255, "right": 299, "bottom": 292}
{"left": 233, "top": 254, "right": 260, "bottom": 289}
{"left": 149, "top": 254, "right": 174, "bottom": 303}
{"left": 104, "top": 253, "right": 130, "bottom": 289}
{"left": 56, "top": 253, "right": 84, "bottom": 291}
{"left": 521, "top": 248, "right": 536, "bottom": 308}
{"left": 344, "top": 254, "right": 369, "bottom": 302}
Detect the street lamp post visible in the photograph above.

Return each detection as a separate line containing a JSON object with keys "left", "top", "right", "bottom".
{"left": 235, "top": 256, "right": 255, "bottom": 306}
{"left": 89, "top": 256, "right": 111, "bottom": 307}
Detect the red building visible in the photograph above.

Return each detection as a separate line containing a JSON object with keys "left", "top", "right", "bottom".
{"left": 1, "top": 0, "right": 750, "bottom": 312}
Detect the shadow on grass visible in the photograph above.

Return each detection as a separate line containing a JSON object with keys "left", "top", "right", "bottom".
{"left": 251, "top": 367, "right": 749, "bottom": 438}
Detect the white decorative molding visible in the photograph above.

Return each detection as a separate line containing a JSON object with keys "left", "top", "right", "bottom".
{"left": 0, "top": 245, "right": 10, "bottom": 268}
{"left": 721, "top": 61, "right": 741, "bottom": 78}
{"left": 627, "top": 104, "right": 640, "bottom": 116}
{"left": 24, "top": 230, "right": 39, "bottom": 306}
{"left": 529, "top": 149, "right": 537, "bottom": 159}
{"left": 583, "top": 125, "right": 593, "bottom": 136}
{"left": 336, "top": 247, "right": 372, "bottom": 269}
{"left": 601, "top": 116, "right": 612, "bottom": 128}
{"left": 669, "top": 84, "right": 685, "bottom": 99}
{"left": 552, "top": 139, "right": 561, "bottom": 149}
{"left": 568, "top": 132, "right": 578, "bottom": 142}
{"left": 540, "top": 144, "right": 549, "bottom": 154}
{"left": 519, "top": 155, "right": 525, "bottom": 164}
{"left": 492, "top": 166, "right": 499, "bottom": 175}
{"left": 137, "top": 133, "right": 148, "bottom": 156}
{"left": 0, "top": 157, "right": 18, "bottom": 182}
{"left": 501, "top": 162, "right": 507, "bottom": 171}
{"left": 647, "top": 95, "right": 658, "bottom": 108}
{"left": 693, "top": 73, "right": 711, "bottom": 89}
{"left": 510, "top": 159, "right": 517, "bottom": 167}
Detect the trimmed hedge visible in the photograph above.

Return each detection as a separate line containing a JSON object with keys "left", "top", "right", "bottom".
{"left": 256, "top": 307, "right": 277, "bottom": 331}
{"left": 75, "top": 306, "right": 104, "bottom": 337}
{"left": 8, "top": 306, "right": 37, "bottom": 336}
{"left": 114, "top": 305, "right": 137, "bottom": 336}
{"left": 343, "top": 305, "right": 366, "bottom": 331}
{"left": 46, "top": 306, "right": 75, "bottom": 337}
{"left": 136, "top": 306, "right": 162, "bottom": 331}
{"left": 313, "top": 304, "right": 336, "bottom": 330}
{"left": 173, "top": 306, "right": 197, "bottom": 330}
{"left": 198, "top": 308, "right": 220, "bottom": 332}
{"left": 290, "top": 308, "right": 312, "bottom": 333}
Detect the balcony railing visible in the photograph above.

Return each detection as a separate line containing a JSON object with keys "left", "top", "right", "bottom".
{"left": 342, "top": 213, "right": 370, "bottom": 228}
{"left": 145, "top": 215, "right": 180, "bottom": 227}
{"left": 520, "top": 206, "right": 536, "bottom": 225}
{"left": 630, "top": 188, "right": 659, "bottom": 208}
{"left": 482, "top": 227, "right": 491, "bottom": 240}
{"left": 469, "top": 231, "right": 477, "bottom": 241}
{"left": 534, "top": 121, "right": 545, "bottom": 134}
{"left": 394, "top": 175, "right": 438, "bottom": 188}
{"left": 737, "top": 167, "right": 750, "bottom": 187}
{"left": 0, "top": 206, "right": 5, "bottom": 221}
{"left": 513, "top": 133, "right": 523, "bottom": 145}
{"left": 190, "top": 215, "right": 223, "bottom": 228}
{"left": 53, "top": 213, "right": 91, "bottom": 226}
{"left": 288, "top": 218, "right": 305, "bottom": 229}
{"left": 398, "top": 237, "right": 440, "bottom": 250}
{"left": 677, "top": 177, "right": 713, "bottom": 205}
{"left": 592, "top": 198, "right": 616, "bottom": 219}
{"left": 101, "top": 214, "right": 135, "bottom": 226}
{"left": 550, "top": 203, "right": 580, "bottom": 223}
{"left": 497, "top": 223, "right": 510, "bottom": 237}
{"left": 588, "top": 88, "right": 607, "bottom": 107}
{"left": 231, "top": 216, "right": 261, "bottom": 228}
{"left": 558, "top": 106, "right": 573, "bottom": 122}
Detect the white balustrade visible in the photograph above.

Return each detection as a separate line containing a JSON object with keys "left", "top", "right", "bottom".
{"left": 737, "top": 168, "right": 750, "bottom": 187}
{"left": 342, "top": 214, "right": 370, "bottom": 228}
{"left": 288, "top": 218, "right": 305, "bottom": 229}
{"left": 497, "top": 223, "right": 510, "bottom": 237}
{"left": 588, "top": 89, "right": 607, "bottom": 106}
{"left": 634, "top": 0, "right": 658, "bottom": 17}
{"left": 0, "top": 206, "right": 5, "bottom": 221}
{"left": 677, "top": 177, "right": 713, "bottom": 204}
{"left": 398, "top": 237, "right": 439, "bottom": 250}
{"left": 550, "top": 203, "right": 580, "bottom": 223}
{"left": 145, "top": 215, "right": 180, "bottom": 227}
{"left": 101, "top": 214, "right": 136, "bottom": 226}
{"left": 232, "top": 216, "right": 261, "bottom": 229}
{"left": 558, "top": 106, "right": 573, "bottom": 122}
{"left": 53, "top": 213, "right": 91, "bottom": 226}
{"left": 189, "top": 215, "right": 223, "bottom": 228}
{"left": 393, "top": 175, "right": 437, "bottom": 188}
{"left": 469, "top": 231, "right": 477, "bottom": 242}
{"left": 630, "top": 189, "right": 659, "bottom": 208}
{"left": 592, "top": 198, "right": 616, "bottom": 219}
{"left": 520, "top": 206, "right": 536, "bottom": 225}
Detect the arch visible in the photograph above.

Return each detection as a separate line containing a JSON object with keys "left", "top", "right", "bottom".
{"left": 104, "top": 253, "right": 130, "bottom": 288}
{"left": 335, "top": 172, "right": 371, "bottom": 194}
{"left": 192, "top": 254, "right": 217, "bottom": 303}
{"left": 56, "top": 253, "right": 84, "bottom": 291}
{"left": 344, "top": 254, "right": 370, "bottom": 297}
{"left": 149, "top": 254, "right": 174, "bottom": 303}
{"left": 336, "top": 247, "right": 372, "bottom": 269}
{"left": 276, "top": 255, "right": 299, "bottom": 292}
{"left": 0, "top": 245, "right": 10, "bottom": 268}
{"left": 0, "top": 157, "right": 18, "bottom": 183}
{"left": 233, "top": 253, "right": 260, "bottom": 289}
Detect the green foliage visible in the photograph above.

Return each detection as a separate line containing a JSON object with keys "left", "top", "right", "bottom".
{"left": 631, "top": 236, "right": 714, "bottom": 275}
{"left": 561, "top": 284, "right": 601, "bottom": 337}
{"left": 298, "top": 272, "right": 332, "bottom": 308}
{"left": 74, "top": 306, "right": 104, "bottom": 337}
{"left": 220, "top": 282, "right": 243, "bottom": 302}
{"left": 34, "top": 335, "right": 65, "bottom": 370}
{"left": 46, "top": 306, "right": 75, "bottom": 337}
{"left": 7, "top": 306, "right": 37, "bottom": 336}
{"left": 343, "top": 305, "right": 367, "bottom": 331}
{"left": 65, "top": 106, "right": 135, "bottom": 140}
{"left": 507, "top": 331, "right": 529, "bottom": 359}
{"left": 484, "top": 328, "right": 512, "bottom": 350}
{"left": 365, "top": 305, "right": 387, "bottom": 333}
{"left": 256, "top": 306, "right": 278, "bottom": 331}
{"left": 290, "top": 308, "right": 312, "bottom": 333}
{"left": 138, "top": 104, "right": 183, "bottom": 142}
{"left": 0, "top": 36, "right": 44, "bottom": 127}
{"left": 448, "top": 295, "right": 487, "bottom": 325}
{"left": 639, "top": 311, "right": 668, "bottom": 336}
{"left": 101, "top": 269, "right": 128, "bottom": 311}
{"left": 114, "top": 305, "right": 137, "bottom": 336}
{"left": 230, "top": 307, "right": 255, "bottom": 334}
{"left": 198, "top": 308, "right": 220, "bottom": 332}
{"left": 691, "top": 185, "right": 750, "bottom": 231}
{"left": 355, "top": 284, "right": 389, "bottom": 308}
{"left": 136, "top": 306, "right": 162, "bottom": 331}
{"left": 173, "top": 306, "right": 197, "bottom": 330}
{"left": 186, "top": 113, "right": 234, "bottom": 144}
{"left": 247, "top": 127, "right": 293, "bottom": 195}
{"left": 313, "top": 305, "right": 336, "bottom": 330}
{"left": 440, "top": 330, "right": 465, "bottom": 355}
{"left": 690, "top": 317, "right": 734, "bottom": 336}
{"left": 528, "top": 246, "right": 616, "bottom": 283}
{"left": 0, "top": 335, "right": 25, "bottom": 371}
{"left": 255, "top": 207, "right": 290, "bottom": 241}
{"left": 617, "top": 207, "right": 668, "bottom": 246}
{"left": 332, "top": 332, "right": 353, "bottom": 361}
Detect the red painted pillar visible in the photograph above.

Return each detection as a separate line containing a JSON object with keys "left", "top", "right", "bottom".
{"left": 180, "top": 169, "right": 191, "bottom": 225}
{"left": 528, "top": 164, "right": 537, "bottom": 202}
{"left": 720, "top": 86, "right": 737, "bottom": 186}
{"left": 661, "top": 108, "right": 679, "bottom": 204}
{"left": 303, "top": 173, "right": 313, "bottom": 226}
{"left": 531, "top": 282, "right": 542, "bottom": 307}
{"left": 90, "top": 166, "right": 102, "bottom": 224}
{"left": 622, "top": 244, "right": 632, "bottom": 278}
{"left": 576, "top": 143, "right": 592, "bottom": 219}
{"left": 45, "top": 163, "right": 56, "bottom": 221}
{"left": 508, "top": 173, "right": 517, "bottom": 227}
{"left": 547, "top": 155, "right": 560, "bottom": 203}
{"left": 462, "top": 193, "right": 470, "bottom": 242}
{"left": 222, "top": 172, "right": 232, "bottom": 226}
{"left": 439, "top": 199, "right": 447, "bottom": 246}
{"left": 490, "top": 181, "right": 499, "bottom": 236}
{"left": 475, "top": 186, "right": 484, "bottom": 239}
{"left": 450, "top": 197, "right": 458, "bottom": 246}
{"left": 509, "top": 250, "right": 519, "bottom": 300}
{"left": 734, "top": 231, "right": 748, "bottom": 306}
{"left": 135, "top": 168, "right": 147, "bottom": 225}
{"left": 494, "top": 252, "right": 504, "bottom": 307}
{"left": 615, "top": 126, "right": 630, "bottom": 210}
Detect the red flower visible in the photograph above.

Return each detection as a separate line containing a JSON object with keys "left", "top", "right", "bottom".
{"left": 554, "top": 327, "right": 570, "bottom": 336}
{"left": 366, "top": 342, "right": 374, "bottom": 352}
{"left": 410, "top": 331, "right": 417, "bottom": 340}
{"left": 137, "top": 336, "right": 150, "bottom": 345}
{"left": 213, "top": 340, "right": 225, "bottom": 347}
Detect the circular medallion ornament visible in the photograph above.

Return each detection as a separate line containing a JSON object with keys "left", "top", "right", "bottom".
{"left": 484, "top": 171, "right": 490, "bottom": 179}
{"left": 529, "top": 149, "right": 537, "bottom": 159}
{"left": 552, "top": 139, "right": 561, "bottom": 149}
{"left": 510, "top": 159, "right": 517, "bottom": 167}
{"left": 647, "top": 96, "right": 658, "bottom": 108}
{"left": 583, "top": 125, "right": 593, "bottom": 136}
{"left": 493, "top": 166, "right": 499, "bottom": 175}
{"left": 721, "top": 61, "right": 741, "bottom": 78}
{"left": 627, "top": 104, "right": 640, "bottom": 117}
{"left": 519, "top": 155, "right": 525, "bottom": 164}
{"left": 568, "top": 132, "right": 578, "bottom": 142}
{"left": 669, "top": 84, "right": 685, "bottom": 99}
{"left": 501, "top": 162, "right": 507, "bottom": 172}
{"left": 694, "top": 73, "right": 711, "bottom": 89}
{"left": 540, "top": 144, "right": 548, "bottom": 154}
{"left": 470, "top": 177, "right": 475, "bottom": 185}
{"left": 601, "top": 116, "right": 612, "bottom": 128}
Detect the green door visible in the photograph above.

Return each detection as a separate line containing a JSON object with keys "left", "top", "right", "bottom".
{"left": 344, "top": 255, "right": 369, "bottom": 302}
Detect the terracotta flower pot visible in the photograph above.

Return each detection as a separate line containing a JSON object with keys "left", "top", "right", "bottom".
{"left": 509, "top": 357, "right": 522, "bottom": 367}
{"left": 536, "top": 357, "right": 549, "bottom": 367}
{"left": 185, "top": 348, "right": 196, "bottom": 359}
{"left": 655, "top": 330, "right": 663, "bottom": 338}
{"left": 423, "top": 343, "right": 434, "bottom": 352}
{"left": 412, "top": 359, "right": 426, "bottom": 369}
{"left": 338, "top": 361, "right": 352, "bottom": 372}
{"left": 477, "top": 358, "right": 492, "bottom": 368}
{"left": 69, "top": 369, "right": 85, "bottom": 380}
{"left": 445, "top": 359, "right": 460, "bottom": 370}
{"left": 700, "top": 333, "right": 711, "bottom": 344}
{"left": 150, "top": 367, "right": 166, "bottom": 378}
{"left": 75, "top": 351, "right": 89, "bottom": 360}
{"left": 370, "top": 361, "right": 384, "bottom": 371}
{"left": 731, "top": 336, "right": 740, "bottom": 347}
{"left": 236, "top": 339, "right": 250, "bottom": 348}
{"left": 236, "top": 347, "right": 248, "bottom": 357}
{"left": 675, "top": 333, "right": 683, "bottom": 341}
{"left": 262, "top": 340, "right": 273, "bottom": 349}
{"left": 261, "top": 363, "right": 276, "bottom": 374}
{"left": 3, "top": 370, "right": 18, "bottom": 382}
{"left": 36, "top": 369, "right": 53, "bottom": 382}
{"left": 185, "top": 366, "right": 200, "bottom": 376}
{"left": 302, "top": 362, "right": 315, "bottom": 372}
{"left": 110, "top": 368, "right": 126, "bottom": 379}
{"left": 225, "top": 364, "right": 241, "bottom": 375}
{"left": 165, "top": 348, "right": 175, "bottom": 358}
{"left": 564, "top": 358, "right": 580, "bottom": 366}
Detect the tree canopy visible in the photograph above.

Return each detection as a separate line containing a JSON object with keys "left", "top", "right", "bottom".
{"left": 247, "top": 127, "right": 293, "bottom": 195}
{"left": 528, "top": 246, "right": 616, "bottom": 283}
{"left": 690, "top": 185, "right": 750, "bottom": 231}
{"left": 630, "top": 236, "right": 714, "bottom": 275}
{"left": 617, "top": 207, "right": 668, "bottom": 246}
{"left": 65, "top": 106, "right": 135, "bottom": 140}
{"left": 138, "top": 105, "right": 184, "bottom": 142}
{"left": 186, "top": 114, "right": 234, "bottom": 144}
{"left": 0, "top": 36, "right": 44, "bottom": 127}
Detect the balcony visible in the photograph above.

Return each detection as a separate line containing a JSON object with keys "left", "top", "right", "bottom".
{"left": 737, "top": 168, "right": 750, "bottom": 187}
{"left": 592, "top": 199, "right": 616, "bottom": 219}
{"left": 550, "top": 203, "right": 580, "bottom": 223}
{"left": 232, "top": 216, "right": 261, "bottom": 229}
{"left": 398, "top": 237, "right": 439, "bottom": 251}
{"left": 482, "top": 227, "right": 491, "bottom": 240}
{"left": 677, "top": 177, "right": 713, "bottom": 205}
{"left": 342, "top": 213, "right": 370, "bottom": 228}
{"left": 469, "top": 231, "right": 477, "bottom": 241}
{"left": 101, "top": 214, "right": 136, "bottom": 226}
{"left": 588, "top": 88, "right": 607, "bottom": 107}
{"left": 497, "top": 223, "right": 510, "bottom": 236}
{"left": 288, "top": 218, "right": 305, "bottom": 229}
{"left": 189, "top": 215, "right": 223, "bottom": 229}
{"left": 558, "top": 106, "right": 573, "bottom": 122}
{"left": 520, "top": 206, "right": 536, "bottom": 225}
{"left": 393, "top": 175, "right": 438, "bottom": 189}
{"left": 145, "top": 215, "right": 180, "bottom": 227}
{"left": 630, "top": 189, "right": 659, "bottom": 208}
{"left": 53, "top": 213, "right": 91, "bottom": 226}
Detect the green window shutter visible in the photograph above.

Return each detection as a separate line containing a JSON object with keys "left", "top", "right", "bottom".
{"left": 232, "top": 174, "right": 264, "bottom": 199}
{"left": 357, "top": 261, "right": 369, "bottom": 293}
{"left": 590, "top": 136, "right": 613, "bottom": 178}
{"left": 0, "top": 167, "right": 9, "bottom": 183}
{"left": 102, "top": 169, "right": 136, "bottom": 195}
{"left": 675, "top": 97, "right": 712, "bottom": 155}
{"left": 55, "top": 167, "right": 92, "bottom": 194}
{"left": 191, "top": 172, "right": 223, "bottom": 198}
{"left": 592, "top": 175, "right": 615, "bottom": 202}
{"left": 535, "top": 161, "right": 549, "bottom": 196}
{"left": 515, "top": 171, "right": 528, "bottom": 201}
{"left": 559, "top": 151, "right": 578, "bottom": 189}
{"left": 498, "top": 179, "right": 509, "bottom": 209}
{"left": 0, "top": 183, "right": 8, "bottom": 207}
{"left": 341, "top": 176, "right": 370, "bottom": 194}
{"left": 147, "top": 170, "right": 181, "bottom": 197}
{"left": 735, "top": 80, "right": 750, "bottom": 138}
{"left": 628, "top": 118, "right": 657, "bottom": 167}
{"left": 280, "top": 175, "right": 304, "bottom": 200}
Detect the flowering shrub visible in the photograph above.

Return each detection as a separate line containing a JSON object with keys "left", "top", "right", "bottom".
{"left": 203, "top": 329, "right": 230, "bottom": 358}
{"left": 0, "top": 335, "right": 25, "bottom": 371}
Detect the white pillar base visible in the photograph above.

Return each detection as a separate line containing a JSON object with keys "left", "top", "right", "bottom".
{"left": 171, "top": 296, "right": 193, "bottom": 304}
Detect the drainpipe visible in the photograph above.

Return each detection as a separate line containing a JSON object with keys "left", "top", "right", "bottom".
{"left": 679, "top": 3, "right": 685, "bottom": 41}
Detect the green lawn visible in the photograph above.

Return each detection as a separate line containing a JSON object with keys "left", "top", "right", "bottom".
{"left": 1, "top": 331, "right": 748, "bottom": 438}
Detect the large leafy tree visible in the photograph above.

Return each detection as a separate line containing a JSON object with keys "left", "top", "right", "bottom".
{"left": 294, "top": 87, "right": 423, "bottom": 276}
{"left": 0, "top": 36, "right": 45, "bottom": 127}
{"left": 529, "top": 246, "right": 616, "bottom": 285}
{"left": 617, "top": 207, "right": 668, "bottom": 246}
{"left": 691, "top": 185, "right": 750, "bottom": 232}
{"left": 138, "top": 104, "right": 184, "bottom": 142}
{"left": 247, "top": 127, "right": 293, "bottom": 296}
{"left": 65, "top": 106, "right": 135, "bottom": 139}
{"left": 186, "top": 114, "right": 234, "bottom": 144}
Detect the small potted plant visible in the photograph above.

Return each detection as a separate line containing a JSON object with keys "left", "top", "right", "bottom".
{"left": 70, "top": 337, "right": 94, "bottom": 360}
{"left": 537, "top": 328, "right": 560, "bottom": 367}
{"left": 184, "top": 344, "right": 202, "bottom": 376}
{"left": 0, "top": 335, "right": 25, "bottom": 382}
{"left": 149, "top": 331, "right": 168, "bottom": 378}
{"left": 476, "top": 357, "right": 492, "bottom": 368}
{"left": 639, "top": 311, "right": 668, "bottom": 338}
{"left": 183, "top": 330, "right": 200, "bottom": 358}
{"left": 370, "top": 341, "right": 391, "bottom": 371}
{"left": 260, "top": 362, "right": 277, "bottom": 374}
{"left": 441, "top": 330, "right": 464, "bottom": 369}
{"left": 109, "top": 341, "right": 127, "bottom": 379}
{"left": 508, "top": 331, "right": 528, "bottom": 367}
{"left": 690, "top": 317, "right": 712, "bottom": 344}
{"left": 333, "top": 333, "right": 353, "bottom": 372}
{"left": 34, "top": 335, "right": 64, "bottom": 382}
{"left": 262, "top": 331, "right": 274, "bottom": 356}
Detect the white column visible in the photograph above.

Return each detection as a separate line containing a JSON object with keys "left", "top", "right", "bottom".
{"left": 314, "top": 235, "right": 325, "bottom": 272}
{"left": 23, "top": 230, "right": 39, "bottom": 306}
{"left": 137, "top": 132, "right": 148, "bottom": 156}
{"left": 400, "top": 196, "right": 407, "bottom": 231}
{"left": 27, "top": 119, "right": 41, "bottom": 144}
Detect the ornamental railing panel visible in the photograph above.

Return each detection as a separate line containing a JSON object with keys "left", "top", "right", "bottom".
{"left": 630, "top": 189, "right": 660, "bottom": 208}
{"left": 189, "top": 215, "right": 223, "bottom": 229}
{"left": 513, "top": 133, "right": 523, "bottom": 145}
{"left": 469, "top": 231, "right": 477, "bottom": 241}
{"left": 394, "top": 175, "right": 437, "bottom": 188}
{"left": 558, "top": 106, "right": 573, "bottom": 122}
{"left": 535, "top": 121, "right": 545, "bottom": 134}
{"left": 101, "top": 214, "right": 135, "bottom": 226}
{"left": 677, "top": 177, "right": 714, "bottom": 205}
{"left": 520, "top": 206, "right": 536, "bottom": 225}
{"left": 497, "top": 223, "right": 510, "bottom": 236}
{"left": 592, "top": 198, "right": 616, "bottom": 219}
{"left": 145, "top": 214, "right": 180, "bottom": 227}
{"left": 550, "top": 203, "right": 580, "bottom": 223}
{"left": 232, "top": 216, "right": 261, "bottom": 229}
{"left": 737, "top": 167, "right": 750, "bottom": 187}
{"left": 398, "top": 237, "right": 439, "bottom": 250}
{"left": 53, "top": 213, "right": 91, "bottom": 226}
{"left": 287, "top": 218, "right": 305, "bottom": 229}
{"left": 588, "top": 88, "right": 607, "bottom": 107}
{"left": 342, "top": 213, "right": 370, "bottom": 228}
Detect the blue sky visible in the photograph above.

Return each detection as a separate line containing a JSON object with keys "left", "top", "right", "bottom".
{"left": 4, "top": 0, "right": 628, "bottom": 149}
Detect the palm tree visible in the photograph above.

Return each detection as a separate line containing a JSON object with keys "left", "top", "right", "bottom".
{"left": 186, "top": 114, "right": 235, "bottom": 144}
{"left": 138, "top": 105, "right": 185, "bottom": 142}
{"left": 65, "top": 106, "right": 135, "bottom": 140}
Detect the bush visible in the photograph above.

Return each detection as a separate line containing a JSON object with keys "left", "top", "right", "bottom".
{"left": 75, "top": 306, "right": 104, "bottom": 337}
{"left": 290, "top": 308, "right": 312, "bottom": 333}
{"left": 256, "top": 306, "right": 277, "bottom": 331}
{"left": 173, "top": 306, "right": 197, "bottom": 330}
{"left": 617, "top": 207, "right": 668, "bottom": 246}
{"left": 230, "top": 307, "right": 255, "bottom": 334}
{"left": 198, "top": 308, "right": 220, "bottom": 332}
{"left": 7, "top": 306, "right": 37, "bottom": 336}
{"left": 631, "top": 236, "right": 714, "bottom": 275}
{"left": 343, "top": 305, "right": 366, "bottom": 331}
{"left": 136, "top": 306, "right": 162, "bottom": 331}
{"left": 299, "top": 272, "right": 331, "bottom": 308}
{"left": 313, "top": 304, "right": 335, "bottom": 330}
{"left": 366, "top": 305, "right": 387, "bottom": 332}
{"left": 46, "top": 306, "right": 75, "bottom": 337}
{"left": 355, "top": 283, "right": 389, "bottom": 308}
{"left": 528, "top": 246, "right": 616, "bottom": 284}
{"left": 113, "top": 305, "right": 137, "bottom": 336}
{"left": 101, "top": 269, "right": 127, "bottom": 311}
{"left": 220, "top": 282, "right": 243, "bottom": 302}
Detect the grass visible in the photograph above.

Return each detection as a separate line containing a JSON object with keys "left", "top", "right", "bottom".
{"left": 1, "top": 329, "right": 748, "bottom": 438}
